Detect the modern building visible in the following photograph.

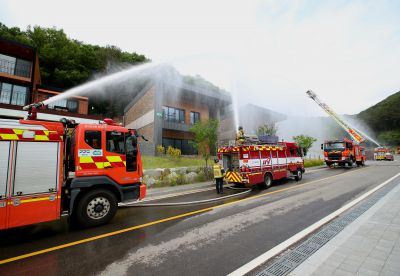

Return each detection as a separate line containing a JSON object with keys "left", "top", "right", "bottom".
{"left": 0, "top": 38, "right": 98, "bottom": 122}
{"left": 124, "top": 77, "right": 232, "bottom": 155}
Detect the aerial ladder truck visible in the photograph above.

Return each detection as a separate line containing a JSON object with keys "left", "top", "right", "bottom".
{"left": 306, "top": 90, "right": 367, "bottom": 167}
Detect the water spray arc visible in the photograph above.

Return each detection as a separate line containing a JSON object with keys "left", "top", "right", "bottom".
{"left": 306, "top": 90, "right": 380, "bottom": 146}
{"left": 43, "top": 62, "right": 162, "bottom": 106}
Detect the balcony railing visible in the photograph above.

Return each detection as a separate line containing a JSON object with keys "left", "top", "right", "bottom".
{"left": 162, "top": 120, "right": 190, "bottom": 132}
{"left": 0, "top": 59, "right": 31, "bottom": 78}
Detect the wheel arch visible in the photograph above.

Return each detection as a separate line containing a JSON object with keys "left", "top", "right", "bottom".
{"left": 264, "top": 171, "right": 273, "bottom": 180}
{"left": 69, "top": 176, "right": 122, "bottom": 215}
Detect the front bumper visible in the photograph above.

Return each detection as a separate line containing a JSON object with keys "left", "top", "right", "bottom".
{"left": 325, "top": 156, "right": 350, "bottom": 163}
{"left": 121, "top": 183, "right": 146, "bottom": 201}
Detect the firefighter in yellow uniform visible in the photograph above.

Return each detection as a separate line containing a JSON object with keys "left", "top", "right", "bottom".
{"left": 236, "top": 126, "right": 245, "bottom": 145}
{"left": 213, "top": 158, "right": 225, "bottom": 194}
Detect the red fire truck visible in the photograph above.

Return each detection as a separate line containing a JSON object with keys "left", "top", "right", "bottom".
{"left": 0, "top": 107, "right": 146, "bottom": 230}
{"left": 322, "top": 138, "right": 366, "bottom": 167}
{"left": 217, "top": 142, "right": 304, "bottom": 189}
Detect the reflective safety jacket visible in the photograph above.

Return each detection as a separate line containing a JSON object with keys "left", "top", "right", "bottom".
{"left": 236, "top": 130, "right": 245, "bottom": 144}
{"left": 213, "top": 164, "right": 224, "bottom": 179}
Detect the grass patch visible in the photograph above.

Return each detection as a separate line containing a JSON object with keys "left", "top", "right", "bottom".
{"left": 142, "top": 156, "right": 205, "bottom": 169}
{"left": 304, "top": 159, "right": 324, "bottom": 168}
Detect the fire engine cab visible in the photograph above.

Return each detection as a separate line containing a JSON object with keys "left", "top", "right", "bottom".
{"left": 0, "top": 115, "right": 146, "bottom": 230}
{"left": 217, "top": 141, "right": 304, "bottom": 189}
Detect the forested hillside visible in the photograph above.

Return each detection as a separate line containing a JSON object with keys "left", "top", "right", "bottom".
{"left": 357, "top": 91, "right": 400, "bottom": 145}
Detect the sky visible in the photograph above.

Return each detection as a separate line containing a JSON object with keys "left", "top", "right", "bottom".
{"left": 1, "top": 0, "right": 399, "bottom": 116}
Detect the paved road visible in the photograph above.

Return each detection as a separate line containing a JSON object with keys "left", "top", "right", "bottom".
{"left": 1, "top": 161, "right": 399, "bottom": 276}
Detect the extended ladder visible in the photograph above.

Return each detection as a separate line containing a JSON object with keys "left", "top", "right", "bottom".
{"left": 306, "top": 90, "right": 365, "bottom": 144}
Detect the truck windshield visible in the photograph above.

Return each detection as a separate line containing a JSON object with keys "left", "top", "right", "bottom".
{"left": 325, "top": 142, "right": 345, "bottom": 150}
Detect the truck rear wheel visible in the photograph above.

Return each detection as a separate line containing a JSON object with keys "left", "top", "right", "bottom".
{"left": 258, "top": 173, "right": 272, "bottom": 189}
{"left": 75, "top": 189, "right": 118, "bottom": 227}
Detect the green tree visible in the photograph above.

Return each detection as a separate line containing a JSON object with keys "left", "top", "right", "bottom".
{"left": 293, "top": 135, "right": 317, "bottom": 156}
{"left": 190, "top": 119, "right": 219, "bottom": 174}
{"left": 256, "top": 122, "right": 278, "bottom": 136}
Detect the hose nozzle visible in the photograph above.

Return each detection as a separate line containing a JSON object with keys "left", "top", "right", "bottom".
{"left": 24, "top": 102, "right": 44, "bottom": 120}
{"left": 23, "top": 102, "right": 44, "bottom": 111}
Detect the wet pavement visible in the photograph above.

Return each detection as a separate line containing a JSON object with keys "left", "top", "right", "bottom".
{"left": 1, "top": 162, "right": 399, "bottom": 276}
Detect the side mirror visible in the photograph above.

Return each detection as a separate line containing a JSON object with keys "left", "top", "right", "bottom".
{"left": 320, "top": 144, "right": 323, "bottom": 150}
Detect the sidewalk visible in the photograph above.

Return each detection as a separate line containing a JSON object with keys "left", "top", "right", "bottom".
{"left": 290, "top": 181, "right": 400, "bottom": 276}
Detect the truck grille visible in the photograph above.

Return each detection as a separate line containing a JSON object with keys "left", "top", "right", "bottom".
{"left": 328, "top": 153, "right": 342, "bottom": 160}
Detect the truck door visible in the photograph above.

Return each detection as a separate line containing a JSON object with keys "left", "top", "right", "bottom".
{"left": 105, "top": 131, "right": 141, "bottom": 184}
{"left": 8, "top": 141, "right": 61, "bottom": 228}
{"left": 0, "top": 141, "right": 10, "bottom": 230}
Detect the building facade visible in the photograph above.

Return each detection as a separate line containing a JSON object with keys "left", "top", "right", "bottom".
{"left": 0, "top": 38, "right": 95, "bottom": 122}
{"left": 124, "top": 81, "right": 232, "bottom": 155}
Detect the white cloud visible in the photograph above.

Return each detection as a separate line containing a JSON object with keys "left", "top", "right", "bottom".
{"left": 1, "top": 0, "right": 399, "bottom": 116}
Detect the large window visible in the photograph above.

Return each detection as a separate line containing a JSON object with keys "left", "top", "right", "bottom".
{"left": 162, "top": 106, "right": 185, "bottom": 123}
{"left": 190, "top": 111, "right": 200, "bottom": 125}
{"left": 0, "top": 82, "right": 28, "bottom": 106}
{"left": 162, "top": 138, "right": 197, "bottom": 155}
{"left": 48, "top": 98, "right": 79, "bottom": 113}
{"left": 0, "top": 83, "right": 12, "bottom": 104}
{"left": 0, "top": 54, "right": 31, "bottom": 78}
{"left": 11, "top": 85, "right": 28, "bottom": 106}
{"left": 0, "top": 54, "right": 15, "bottom": 75}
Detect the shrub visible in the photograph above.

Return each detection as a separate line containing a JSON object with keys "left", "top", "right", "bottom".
{"left": 156, "top": 145, "right": 165, "bottom": 156}
{"left": 166, "top": 146, "right": 181, "bottom": 158}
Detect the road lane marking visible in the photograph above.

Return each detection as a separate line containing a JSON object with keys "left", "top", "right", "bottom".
{"left": 228, "top": 171, "right": 400, "bottom": 276}
{"left": 0, "top": 167, "right": 366, "bottom": 265}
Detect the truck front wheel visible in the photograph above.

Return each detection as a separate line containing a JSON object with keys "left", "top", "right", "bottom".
{"left": 75, "top": 189, "right": 118, "bottom": 227}
{"left": 258, "top": 173, "right": 272, "bottom": 189}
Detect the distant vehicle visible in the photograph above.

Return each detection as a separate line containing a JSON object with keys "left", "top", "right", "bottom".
{"left": 321, "top": 138, "right": 366, "bottom": 167}
{"left": 217, "top": 140, "right": 304, "bottom": 189}
{"left": 374, "top": 147, "right": 394, "bottom": 161}
{"left": 385, "top": 152, "right": 394, "bottom": 161}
